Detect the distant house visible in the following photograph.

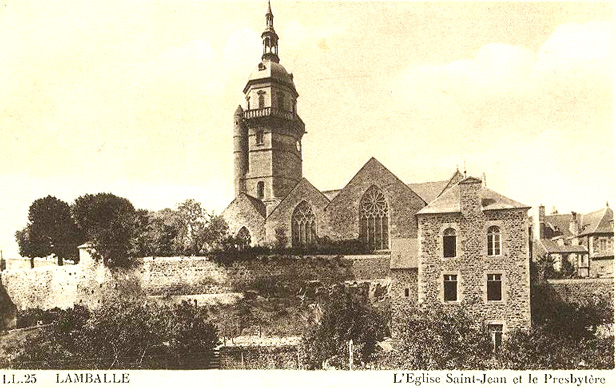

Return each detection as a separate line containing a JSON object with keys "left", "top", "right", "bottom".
{"left": 531, "top": 204, "right": 613, "bottom": 278}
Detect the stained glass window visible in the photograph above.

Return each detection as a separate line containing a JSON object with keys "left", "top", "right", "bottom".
{"left": 359, "top": 186, "right": 389, "bottom": 251}
{"left": 292, "top": 201, "right": 316, "bottom": 247}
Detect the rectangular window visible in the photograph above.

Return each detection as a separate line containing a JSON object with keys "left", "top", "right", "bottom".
{"left": 600, "top": 239, "right": 607, "bottom": 251}
{"left": 488, "top": 324, "right": 503, "bottom": 352}
{"left": 487, "top": 274, "right": 502, "bottom": 301}
{"left": 404, "top": 288, "right": 410, "bottom": 298}
{"left": 444, "top": 274, "right": 458, "bottom": 302}
{"left": 256, "top": 130, "right": 264, "bottom": 145}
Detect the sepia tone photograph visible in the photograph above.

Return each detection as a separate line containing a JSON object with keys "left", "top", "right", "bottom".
{"left": 0, "top": 0, "right": 614, "bottom": 382}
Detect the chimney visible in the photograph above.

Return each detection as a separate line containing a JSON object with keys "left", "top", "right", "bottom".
{"left": 538, "top": 205, "right": 545, "bottom": 240}
{"left": 459, "top": 177, "right": 482, "bottom": 216}
{"left": 569, "top": 211, "right": 579, "bottom": 236}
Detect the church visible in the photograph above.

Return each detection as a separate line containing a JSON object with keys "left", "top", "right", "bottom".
{"left": 222, "top": 2, "right": 532, "bottom": 335}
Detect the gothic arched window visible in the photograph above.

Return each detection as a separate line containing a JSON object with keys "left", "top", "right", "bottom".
{"left": 359, "top": 186, "right": 389, "bottom": 251}
{"left": 292, "top": 201, "right": 316, "bottom": 247}
{"left": 237, "top": 227, "right": 251, "bottom": 250}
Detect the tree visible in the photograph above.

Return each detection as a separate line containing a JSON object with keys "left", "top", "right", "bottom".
{"left": 173, "top": 200, "right": 230, "bottom": 255}
{"left": 176, "top": 199, "right": 208, "bottom": 255}
{"left": 388, "top": 304, "right": 495, "bottom": 370}
{"left": 15, "top": 196, "right": 83, "bottom": 266}
{"left": 71, "top": 193, "right": 136, "bottom": 268}
{"left": 299, "top": 291, "right": 388, "bottom": 369}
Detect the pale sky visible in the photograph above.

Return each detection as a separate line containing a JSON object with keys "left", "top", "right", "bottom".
{"left": 0, "top": 1, "right": 613, "bottom": 258}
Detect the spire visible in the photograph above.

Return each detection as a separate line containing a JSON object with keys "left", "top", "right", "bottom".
{"left": 261, "top": 0, "right": 279, "bottom": 62}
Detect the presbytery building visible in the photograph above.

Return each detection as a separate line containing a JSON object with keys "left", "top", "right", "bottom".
{"left": 222, "top": 2, "right": 532, "bottom": 336}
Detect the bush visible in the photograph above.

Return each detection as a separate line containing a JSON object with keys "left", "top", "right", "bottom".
{"left": 531, "top": 283, "right": 614, "bottom": 340}
{"left": 386, "top": 304, "right": 495, "bottom": 370}
{"left": 5, "top": 299, "right": 219, "bottom": 369}
{"left": 16, "top": 307, "right": 66, "bottom": 329}
{"left": 209, "top": 238, "right": 369, "bottom": 265}
{"left": 299, "top": 291, "right": 388, "bottom": 369}
{"left": 502, "top": 327, "right": 614, "bottom": 369}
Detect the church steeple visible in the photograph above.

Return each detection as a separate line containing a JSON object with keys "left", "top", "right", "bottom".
{"left": 262, "top": 0, "right": 279, "bottom": 63}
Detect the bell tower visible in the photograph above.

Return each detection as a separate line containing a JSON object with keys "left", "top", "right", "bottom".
{"left": 233, "top": 1, "right": 305, "bottom": 211}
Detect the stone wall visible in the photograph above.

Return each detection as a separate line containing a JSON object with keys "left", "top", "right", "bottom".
{"left": 417, "top": 191, "right": 531, "bottom": 332}
{"left": 390, "top": 268, "right": 418, "bottom": 337}
{"left": 219, "top": 344, "right": 300, "bottom": 369}
{"left": 0, "top": 253, "right": 390, "bottom": 319}
{"left": 539, "top": 278, "right": 614, "bottom": 306}
{"left": 1, "top": 265, "right": 80, "bottom": 311}
{"left": 590, "top": 257, "right": 614, "bottom": 278}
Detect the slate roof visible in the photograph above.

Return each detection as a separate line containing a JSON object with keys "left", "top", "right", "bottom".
{"left": 536, "top": 239, "right": 588, "bottom": 255}
{"left": 578, "top": 207, "right": 614, "bottom": 236}
{"left": 407, "top": 170, "right": 463, "bottom": 204}
{"left": 389, "top": 239, "right": 418, "bottom": 269}
{"left": 417, "top": 180, "right": 529, "bottom": 214}
{"left": 407, "top": 181, "right": 450, "bottom": 204}
{"left": 544, "top": 213, "right": 581, "bottom": 238}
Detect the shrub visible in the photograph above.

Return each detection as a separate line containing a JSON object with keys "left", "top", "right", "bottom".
{"left": 5, "top": 299, "right": 219, "bottom": 369}
{"left": 299, "top": 291, "right": 388, "bottom": 369}
{"left": 502, "top": 327, "right": 614, "bottom": 370}
{"left": 387, "top": 304, "right": 495, "bottom": 370}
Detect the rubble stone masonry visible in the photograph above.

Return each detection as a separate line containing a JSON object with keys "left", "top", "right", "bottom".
{"left": 418, "top": 198, "right": 531, "bottom": 331}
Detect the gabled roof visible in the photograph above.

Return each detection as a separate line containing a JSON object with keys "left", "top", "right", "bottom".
{"left": 326, "top": 157, "right": 426, "bottom": 209}
{"left": 578, "top": 207, "right": 614, "bottom": 236}
{"left": 544, "top": 213, "right": 581, "bottom": 238}
{"left": 266, "top": 177, "right": 330, "bottom": 219}
{"left": 223, "top": 192, "right": 266, "bottom": 218}
{"left": 407, "top": 170, "right": 463, "bottom": 204}
{"left": 417, "top": 180, "right": 529, "bottom": 215}
{"left": 536, "top": 239, "right": 588, "bottom": 255}
{"left": 407, "top": 181, "right": 449, "bottom": 204}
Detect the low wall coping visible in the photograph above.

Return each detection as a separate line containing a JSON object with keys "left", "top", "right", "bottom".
{"left": 546, "top": 277, "right": 614, "bottom": 285}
